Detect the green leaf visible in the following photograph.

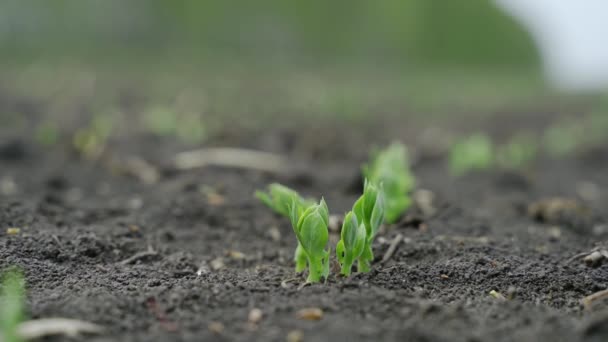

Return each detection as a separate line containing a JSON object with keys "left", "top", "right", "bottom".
{"left": 340, "top": 211, "right": 359, "bottom": 250}
{"left": 1, "top": 268, "right": 25, "bottom": 342}
{"left": 363, "top": 142, "right": 414, "bottom": 224}
{"left": 336, "top": 240, "right": 346, "bottom": 264}
{"left": 298, "top": 209, "right": 329, "bottom": 257}
{"left": 255, "top": 191, "right": 273, "bottom": 209}
{"left": 369, "top": 190, "right": 385, "bottom": 237}
{"left": 256, "top": 183, "right": 314, "bottom": 218}
{"left": 354, "top": 223, "right": 367, "bottom": 257}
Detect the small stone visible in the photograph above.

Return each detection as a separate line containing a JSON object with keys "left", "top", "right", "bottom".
{"left": 548, "top": 226, "right": 562, "bottom": 241}
{"left": 206, "top": 192, "right": 225, "bottom": 206}
{"left": 287, "top": 330, "right": 304, "bottom": 342}
{"left": 413, "top": 189, "right": 436, "bottom": 217}
{"left": 0, "top": 177, "right": 17, "bottom": 195}
{"left": 576, "top": 181, "right": 600, "bottom": 202}
{"left": 210, "top": 257, "right": 225, "bottom": 270}
{"left": 296, "top": 307, "right": 323, "bottom": 321}
{"left": 248, "top": 308, "right": 263, "bottom": 324}
{"left": 489, "top": 290, "right": 507, "bottom": 301}
{"left": 6, "top": 227, "right": 20, "bottom": 235}
{"left": 127, "top": 197, "right": 143, "bottom": 210}
{"left": 268, "top": 226, "right": 281, "bottom": 242}
{"left": 227, "top": 250, "right": 246, "bottom": 260}
{"left": 208, "top": 321, "right": 224, "bottom": 334}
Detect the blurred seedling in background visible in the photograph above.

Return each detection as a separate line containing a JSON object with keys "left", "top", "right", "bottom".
{"left": 143, "top": 106, "right": 206, "bottom": 144}
{"left": 363, "top": 142, "right": 414, "bottom": 224}
{"left": 256, "top": 184, "right": 315, "bottom": 272}
{"left": 541, "top": 121, "right": 584, "bottom": 158}
{"left": 288, "top": 199, "right": 330, "bottom": 283}
{"left": 335, "top": 211, "right": 366, "bottom": 276}
{"left": 73, "top": 114, "right": 113, "bottom": 160}
{"left": 449, "top": 134, "right": 494, "bottom": 176}
{"left": 34, "top": 123, "right": 60, "bottom": 146}
{"left": 352, "top": 180, "right": 385, "bottom": 273}
{"left": 496, "top": 133, "right": 538, "bottom": 169}
{"left": 1, "top": 268, "right": 25, "bottom": 342}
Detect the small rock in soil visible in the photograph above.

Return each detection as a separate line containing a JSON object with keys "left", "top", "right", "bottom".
{"left": 296, "top": 308, "right": 323, "bottom": 321}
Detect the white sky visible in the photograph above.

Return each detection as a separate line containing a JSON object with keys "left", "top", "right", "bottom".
{"left": 496, "top": 0, "right": 608, "bottom": 90}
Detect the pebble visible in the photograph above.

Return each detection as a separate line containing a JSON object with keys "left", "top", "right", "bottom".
{"left": 296, "top": 307, "right": 323, "bottom": 321}
{"left": 248, "top": 308, "right": 263, "bottom": 324}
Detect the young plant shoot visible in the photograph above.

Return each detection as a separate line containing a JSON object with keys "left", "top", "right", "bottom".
{"left": 255, "top": 183, "right": 315, "bottom": 272}
{"left": 255, "top": 183, "right": 314, "bottom": 217}
{"left": 496, "top": 134, "right": 538, "bottom": 169}
{"left": 353, "top": 180, "right": 385, "bottom": 273}
{"left": 364, "top": 142, "right": 414, "bottom": 224}
{"left": 336, "top": 211, "right": 366, "bottom": 276}
{"left": 1, "top": 269, "right": 25, "bottom": 342}
{"left": 449, "top": 134, "right": 493, "bottom": 176}
{"left": 288, "top": 199, "right": 330, "bottom": 283}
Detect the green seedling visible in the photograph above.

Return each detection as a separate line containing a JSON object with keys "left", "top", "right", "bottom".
{"left": 288, "top": 199, "right": 330, "bottom": 283}
{"left": 336, "top": 211, "right": 366, "bottom": 276}
{"left": 1, "top": 269, "right": 25, "bottom": 342}
{"left": 542, "top": 122, "right": 583, "bottom": 158}
{"left": 73, "top": 115, "right": 113, "bottom": 160}
{"left": 363, "top": 142, "right": 414, "bottom": 224}
{"left": 352, "top": 180, "right": 385, "bottom": 273}
{"left": 35, "top": 123, "right": 59, "bottom": 146}
{"left": 255, "top": 183, "right": 314, "bottom": 217}
{"left": 143, "top": 106, "right": 178, "bottom": 137}
{"left": 449, "top": 134, "right": 493, "bottom": 176}
{"left": 256, "top": 183, "right": 315, "bottom": 272}
{"left": 496, "top": 134, "right": 538, "bottom": 169}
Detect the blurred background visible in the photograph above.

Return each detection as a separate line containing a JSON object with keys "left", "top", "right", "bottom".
{"left": 0, "top": 0, "right": 607, "bottom": 147}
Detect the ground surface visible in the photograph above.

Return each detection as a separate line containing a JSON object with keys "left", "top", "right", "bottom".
{"left": 1, "top": 75, "right": 608, "bottom": 342}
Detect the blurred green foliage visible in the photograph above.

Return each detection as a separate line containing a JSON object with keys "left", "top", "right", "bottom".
{"left": 0, "top": 0, "right": 539, "bottom": 68}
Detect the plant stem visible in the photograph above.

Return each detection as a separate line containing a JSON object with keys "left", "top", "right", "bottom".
{"left": 306, "top": 257, "right": 323, "bottom": 283}
{"left": 357, "top": 243, "right": 374, "bottom": 273}
{"left": 294, "top": 244, "right": 307, "bottom": 273}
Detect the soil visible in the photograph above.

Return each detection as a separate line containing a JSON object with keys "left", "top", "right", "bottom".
{"left": 1, "top": 97, "right": 608, "bottom": 342}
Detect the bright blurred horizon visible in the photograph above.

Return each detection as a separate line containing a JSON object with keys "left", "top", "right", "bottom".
{"left": 0, "top": 1, "right": 607, "bottom": 92}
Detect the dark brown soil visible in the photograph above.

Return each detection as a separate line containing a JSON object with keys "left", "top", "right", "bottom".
{"left": 2, "top": 102, "right": 608, "bottom": 342}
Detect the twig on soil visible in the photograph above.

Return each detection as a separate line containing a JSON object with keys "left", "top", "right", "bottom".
{"left": 582, "top": 288, "right": 608, "bottom": 309}
{"left": 119, "top": 246, "right": 158, "bottom": 265}
{"left": 381, "top": 234, "right": 404, "bottom": 264}
{"left": 173, "top": 147, "right": 289, "bottom": 173}
{"left": 17, "top": 318, "right": 105, "bottom": 340}
{"left": 566, "top": 247, "right": 608, "bottom": 267}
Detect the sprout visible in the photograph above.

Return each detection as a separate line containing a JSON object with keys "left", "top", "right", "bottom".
{"left": 256, "top": 183, "right": 315, "bottom": 272}
{"left": 363, "top": 142, "right": 414, "bottom": 224}
{"left": 255, "top": 183, "right": 314, "bottom": 218}
{"left": 542, "top": 122, "right": 583, "bottom": 158}
{"left": 352, "top": 180, "right": 385, "bottom": 273}
{"left": 449, "top": 134, "right": 493, "bottom": 176}
{"left": 1, "top": 268, "right": 25, "bottom": 342}
{"left": 496, "top": 134, "right": 538, "bottom": 169}
{"left": 336, "top": 211, "right": 366, "bottom": 276}
{"left": 288, "top": 199, "right": 330, "bottom": 283}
